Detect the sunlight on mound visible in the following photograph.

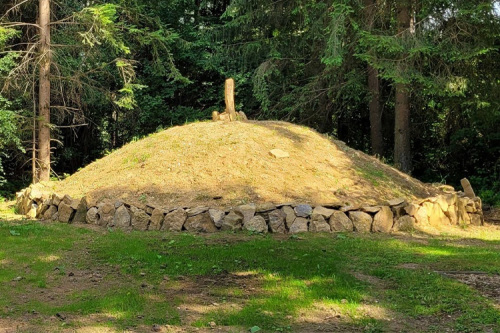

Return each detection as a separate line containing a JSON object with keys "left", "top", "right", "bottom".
{"left": 47, "top": 121, "right": 437, "bottom": 208}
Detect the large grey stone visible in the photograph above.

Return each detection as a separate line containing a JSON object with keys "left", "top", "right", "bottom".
{"left": 221, "top": 211, "right": 243, "bottom": 231}
{"left": 150, "top": 208, "right": 165, "bottom": 230}
{"left": 58, "top": 202, "right": 75, "bottom": 223}
{"left": 281, "top": 206, "right": 296, "bottom": 229}
{"left": 36, "top": 200, "right": 51, "bottom": 219}
{"left": 404, "top": 204, "right": 420, "bottom": 217}
{"left": 349, "top": 211, "right": 372, "bottom": 232}
{"left": 185, "top": 212, "right": 217, "bottom": 233}
{"left": 445, "top": 204, "right": 459, "bottom": 225}
{"left": 243, "top": 215, "right": 268, "bottom": 233}
{"left": 43, "top": 205, "right": 58, "bottom": 220}
{"left": 428, "top": 203, "right": 450, "bottom": 227}
{"left": 114, "top": 205, "right": 131, "bottom": 229}
{"left": 268, "top": 209, "right": 286, "bottom": 233}
{"left": 52, "top": 193, "right": 64, "bottom": 206}
{"left": 372, "top": 206, "right": 394, "bottom": 233}
{"left": 235, "top": 204, "right": 256, "bottom": 224}
{"left": 460, "top": 178, "right": 476, "bottom": 198}
{"left": 470, "top": 213, "right": 482, "bottom": 226}
{"left": 130, "top": 206, "right": 150, "bottom": 230}
{"left": 394, "top": 216, "right": 415, "bottom": 232}
{"left": 97, "top": 202, "right": 115, "bottom": 227}
{"left": 62, "top": 194, "right": 73, "bottom": 205}
{"left": 329, "top": 211, "right": 353, "bottom": 232}
{"left": 209, "top": 209, "right": 225, "bottom": 228}
{"left": 294, "top": 204, "right": 313, "bottom": 218}
{"left": 162, "top": 208, "right": 187, "bottom": 231}
{"left": 309, "top": 214, "right": 331, "bottom": 233}
{"left": 312, "top": 206, "right": 335, "bottom": 219}
{"left": 86, "top": 207, "right": 99, "bottom": 224}
{"left": 72, "top": 197, "right": 88, "bottom": 224}
{"left": 289, "top": 217, "right": 308, "bottom": 234}
{"left": 456, "top": 198, "right": 471, "bottom": 226}
{"left": 415, "top": 204, "right": 430, "bottom": 225}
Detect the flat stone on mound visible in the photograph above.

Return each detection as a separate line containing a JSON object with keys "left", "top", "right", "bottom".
{"left": 114, "top": 205, "right": 131, "bottom": 229}
{"left": 372, "top": 206, "right": 394, "bottom": 233}
{"left": 162, "top": 208, "right": 187, "bottom": 231}
{"left": 312, "top": 206, "right": 335, "bottom": 219}
{"left": 221, "top": 211, "right": 243, "bottom": 231}
{"left": 289, "top": 217, "right": 308, "bottom": 234}
{"left": 349, "top": 211, "right": 372, "bottom": 232}
{"left": 329, "top": 211, "right": 353, "bottom": 232}
{"left": 269, "top": 149, "right": 289, "bottom": 158}
{"left": 268, "top": 209, "right": 286, "bottom": 233}
{"left": 309, "top": 214, "right": 331, "bottom": 233}
{"left": 130, "top": 206, "right": 150, "bottom": 231}
{"left": 294, "top": 204, "right": 313, "bottom": 218}
{"left": 185, "top": 212, "right": 217, "bottom": 233}
{"left": 244, "top": 215, "right": 268, "bottom": 233}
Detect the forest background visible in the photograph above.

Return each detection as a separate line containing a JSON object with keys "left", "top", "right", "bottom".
{"left": 0, "top": 0, "right": 499, "bottom": 206}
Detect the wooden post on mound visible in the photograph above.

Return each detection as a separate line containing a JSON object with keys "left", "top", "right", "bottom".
{"left": 225, "top": 78, "right": 237, "bottom": 121}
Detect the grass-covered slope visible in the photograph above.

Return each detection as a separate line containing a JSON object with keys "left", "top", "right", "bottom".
{"left": 52, "top": 121, "right": 437, "bottom": 208}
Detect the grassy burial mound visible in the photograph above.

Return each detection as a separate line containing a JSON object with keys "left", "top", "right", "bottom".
{"left": 51, "top": 121, "right": 437, "bottom": 209}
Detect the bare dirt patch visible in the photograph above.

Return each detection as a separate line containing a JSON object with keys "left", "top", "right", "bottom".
{"left": 440, "top": 272, "right": 500, "bottom": 305}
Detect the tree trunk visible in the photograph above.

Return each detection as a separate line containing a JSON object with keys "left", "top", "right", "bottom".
{"left": 364, "top": 0, "right": 383, "bottom": 156}
{"left": 394, "top": 0, "right": 412, "bottom": 173}
{"left": 37, "top": 0, "right": 51, "bottom": 182}
{"left": 368, "top": 66, "right": 383, "bottom": 156}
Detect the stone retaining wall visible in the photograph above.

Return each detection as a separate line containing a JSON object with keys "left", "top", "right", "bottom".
{"left": 15, "top": 186, "right": 484, "bottom": 233}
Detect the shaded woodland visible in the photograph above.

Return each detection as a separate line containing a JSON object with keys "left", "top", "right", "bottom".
{"left": 0, "top": 0, "right": 499, "bottom": 205}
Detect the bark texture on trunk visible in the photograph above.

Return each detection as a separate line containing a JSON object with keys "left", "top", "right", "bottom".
{"left": 394, "top": 0, "right": 412, "bottom": 173}
{"left": 38, "top": 0, "right": 51, "bottom": 182}
{"left": 364, "top": 0, "right": 383, "bottom": 156}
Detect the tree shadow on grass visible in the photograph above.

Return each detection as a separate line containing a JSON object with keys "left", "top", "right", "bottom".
{"left": 1, "top": 219, "right": 500, "bottom": 332}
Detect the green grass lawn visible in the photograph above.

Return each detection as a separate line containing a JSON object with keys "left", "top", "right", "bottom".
{"left": 1, "top": 212, "right": 500, "bottom": 332}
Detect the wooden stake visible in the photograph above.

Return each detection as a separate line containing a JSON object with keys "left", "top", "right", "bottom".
{"left": 225, "top": 78, "right": 236, "bottom": 121}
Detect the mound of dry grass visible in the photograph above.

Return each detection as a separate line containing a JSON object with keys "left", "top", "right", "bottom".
{"left": 49, "top": 121, "right": 437, "bottom": 208}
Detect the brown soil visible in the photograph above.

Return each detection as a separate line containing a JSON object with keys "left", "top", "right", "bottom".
{"left": 41, "top": 121, "right": 437, "bottom": 209}
{"left": 440, "top": 272, "right": 500, "bottom": 306}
